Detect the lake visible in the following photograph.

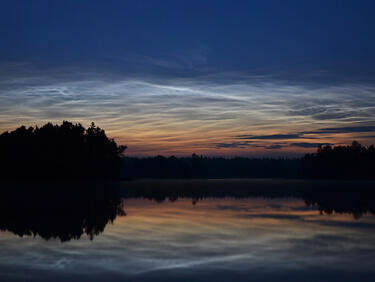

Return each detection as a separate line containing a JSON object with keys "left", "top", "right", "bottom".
{"left": 0, "top": 179, "right": 375, "bottom": 281}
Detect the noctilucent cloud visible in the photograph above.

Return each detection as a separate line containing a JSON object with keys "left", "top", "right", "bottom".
{"left": 1, "top": 0, "right": 375, "bottom": 156}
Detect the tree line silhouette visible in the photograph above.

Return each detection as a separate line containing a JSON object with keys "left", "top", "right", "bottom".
{"left": 122, "top": 154, "right": 301, "bottom": 179}
{"left": 0, "top": 121, "right": 126, "bottom": 179}
{"left": 0, "top": 121, "right": 374, "bottom": 179}
{"left": 122, "top": 142, "right": 375, "bottom": 179}
{"left": 302, "top": 141, "right": 375, "bottom": 179}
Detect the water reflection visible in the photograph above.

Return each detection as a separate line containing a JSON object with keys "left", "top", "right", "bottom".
{"left": 0, "top": 181, "right": 375, "bottom": 241}
{"left": 0, "top": 180, "right": 374, "bottom": 242}
{"left": 0, "top": 180, "right": 375, "bottom": 282}
{"left": 0, "top": 182, "right": 125, "bottom": 242}
{"left": 119, "top": 179, "right": 375, "bottom": 218}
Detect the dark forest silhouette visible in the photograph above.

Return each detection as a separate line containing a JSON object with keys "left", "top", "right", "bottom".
{"left": 302, "top": 141, "right": 375, "bottom": 179}
{"left": 122, "top": 154, "right": 301, "bottom": 179}
{"left": 122, "top": 142, "right": 375, "bottom": 179}
{"left": 0, "top": 121, "right": 126, "bottom": 179}
{"left": 0, "top": 122, "right": 374, "bottom": 179}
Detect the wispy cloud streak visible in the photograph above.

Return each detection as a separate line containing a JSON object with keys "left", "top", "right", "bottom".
{"left": 0, "top": 67, "right": 375, "bottom": 156}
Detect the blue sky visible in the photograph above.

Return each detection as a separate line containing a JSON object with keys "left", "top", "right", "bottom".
{"left": 1, "top": 0, "right": 375, "bottom": 156}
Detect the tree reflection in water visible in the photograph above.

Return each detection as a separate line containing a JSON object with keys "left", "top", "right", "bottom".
{"left": 118, "top": 180, "right": 375, "bottom": 219}
{"left": 0, "top": 180, "right": 374, "bottom": 242}
{"left": 0, "top": 182, "right": 125, "bottom": 242}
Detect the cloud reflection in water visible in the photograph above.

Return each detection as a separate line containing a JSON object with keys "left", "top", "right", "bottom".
{"left": 1, "top": 190, "right": 375, "bottom": 281}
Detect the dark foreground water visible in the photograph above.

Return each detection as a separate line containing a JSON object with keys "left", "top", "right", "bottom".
{"left": 0, "top": 179, "right": 375, "bottom": 282}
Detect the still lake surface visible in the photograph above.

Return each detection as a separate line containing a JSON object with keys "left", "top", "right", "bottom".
{"left": 0, "top": 179, "right": 375, "bottom": 281}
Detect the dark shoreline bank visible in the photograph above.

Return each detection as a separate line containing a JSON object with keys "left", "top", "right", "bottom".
{"left": 2, "top": 178, "right": 375, "bottom": 189}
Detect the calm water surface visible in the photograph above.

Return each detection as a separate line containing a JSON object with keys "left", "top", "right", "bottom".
{"left": 0, "top": 180, "right": 375, "bottom": 281}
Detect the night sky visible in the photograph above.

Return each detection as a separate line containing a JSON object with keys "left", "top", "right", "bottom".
{"left": 1, "top": 0, "right": 375, "bottom": 156}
